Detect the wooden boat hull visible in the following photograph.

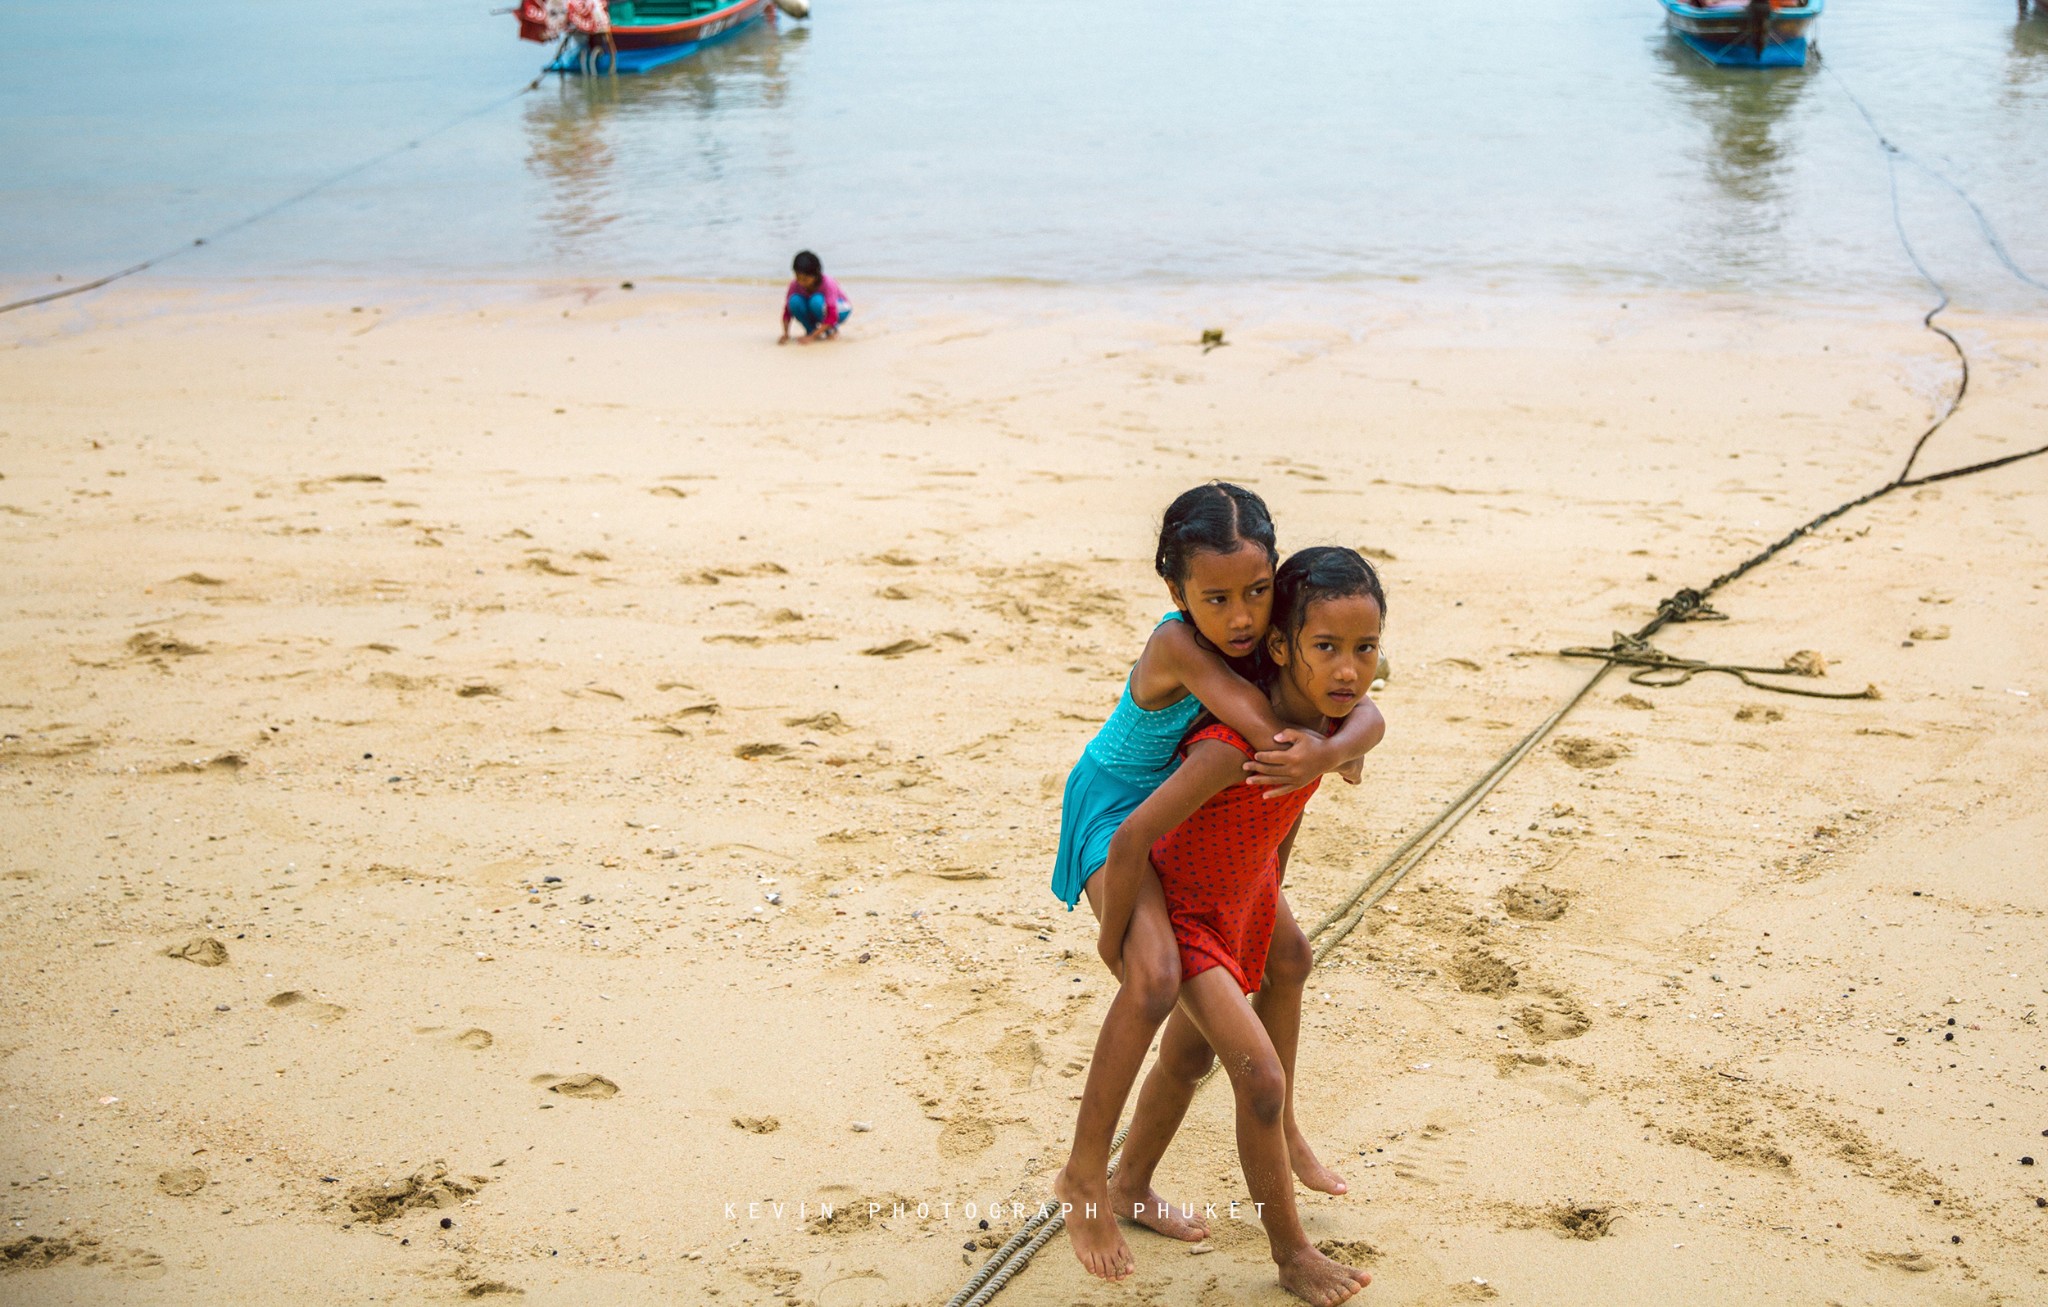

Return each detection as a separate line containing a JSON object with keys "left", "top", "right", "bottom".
{"left": 550, "top": 0, "right": 774, "bottom": 74}
{"left": 1660, "top": 0, "right": 1822, "bottom": 68}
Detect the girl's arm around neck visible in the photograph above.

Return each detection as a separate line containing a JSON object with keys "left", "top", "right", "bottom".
{"left": 1140, "top": 617, "right": 1287, "bottom": 739}
{"left": 1150, "top": 620, "right": 1360, "bottom": 796}
{"left": 1246, "top": 694, "right": 1386, "bottom": 790}
{"left": 1320, "top": 695, "right": 1387, "bottom": 782}
{"left": 1095, "top": 739, "right": 1244, "bottom": 975}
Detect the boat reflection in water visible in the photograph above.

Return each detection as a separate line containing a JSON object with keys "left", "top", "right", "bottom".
{"left": 522, "top": 20, "right": 798, "bottom": 258}
{"left": 1656, "top": 41, "right": 1812, "bottom": 283}
{"left": 2011, "top": 5, "right": 2048, "bottom": 99}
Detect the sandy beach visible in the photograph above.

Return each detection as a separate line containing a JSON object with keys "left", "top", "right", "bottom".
{"left": 2, "top": 281, "right": 2046, "bottom": 1306}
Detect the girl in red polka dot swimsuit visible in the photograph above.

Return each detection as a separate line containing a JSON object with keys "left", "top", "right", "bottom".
{"left": 1101, "top": 547, "right": 1386, "bottom": 1307}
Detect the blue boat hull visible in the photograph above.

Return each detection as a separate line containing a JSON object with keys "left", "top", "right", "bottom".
{"left": 1673, "top": 28, "right": 1811, "bottom": 68}
{"left": 1660, "top": 0, "right": 1823, "bottom": 69}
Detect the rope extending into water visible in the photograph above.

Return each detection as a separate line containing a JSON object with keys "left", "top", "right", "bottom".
{"left": 0, "top": 67, "right": 561, "bottom": 319}
{"left": 943, "top": 61, "right": 2048, "bottom": 1307}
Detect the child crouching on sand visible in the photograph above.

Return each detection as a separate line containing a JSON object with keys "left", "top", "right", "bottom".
{"left": 1095, "top": 546, "right": 1386, "bottom": 1306}
{"left": 779, "top": 250, "right": 851, "bottom": 343}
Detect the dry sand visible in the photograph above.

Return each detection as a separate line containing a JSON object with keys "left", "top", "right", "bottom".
{"left": 2, "top": 280, "right": 2045, "bottom": 1306}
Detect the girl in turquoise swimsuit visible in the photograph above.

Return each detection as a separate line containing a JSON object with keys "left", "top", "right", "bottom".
{"left": 1049, "top": 482, "right": 1386, "bottom": 1282}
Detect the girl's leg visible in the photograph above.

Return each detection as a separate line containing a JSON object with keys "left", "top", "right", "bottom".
{"left": 1254, "top": 892, "right": 1346, "bottom": 1194}
{"left": 1107, "top": 1004, "right": 1213, "bottom": 1239}
{"left": 787, "top": 293, "right": 820, "bottom": 334}
{"left": 1053, "top": 864, "right": 1180, "bottom": 1280}
{"left": 1176, "top": 968, "right": 1372, "bottom": 1307}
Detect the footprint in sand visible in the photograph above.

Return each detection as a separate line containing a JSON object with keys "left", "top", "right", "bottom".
{"left": 126, "top": 631, "right": 206, "bottom": 659}
{"left": 418, "top": 1025, "right": 495, "bottom": 1050}
{"left": 161, "top": 752, "right": 247, "bottom": 774}
{"left": 458, "top": 1277, "right": 524, "bottom": 1298}
{"left": 267, "top": 991, "right": 346, "bottom": 1022}
{"left": 1313, "top": 1238, "right": 1379, "bottom": 1264}
{"left": 988, "top": 1029, "right": 1046, "bottom": 1089}
{"left": 544, "top": 1073, "right": 619, "bottom": 1100}
{"left": 368, "top": 671, "right": 436, "bottom": 692}
{"left": 346, "top": 1166, "right": 480, "bottom": 1222}
{"left": 1864, "top": 1250, "right": 1933, "bottom": 1273}
{"left": 1390, "top": 1122, "right": 1472, "bottom": 1187}
{"left": 156, "top": 1167, "right": 208, "bottom": 1198}
{"left": 1498, "top": 883, "right": 1571, "bottom": 922}
{"left": 936, "top": 1116, "right": 997, "bottom": 1160}
{"left": 784, "top": 711, "right": 853, "bottom": 734}
{"left": 1448, "top": 947, "right": 1519, "bottom": 996}
{"left": 1552, "top": 736, "right": 1625, "bottom": 769}
{"left": 1515, "top": 994, "right": 1591, "bottom": 1042}
{"left": 731, "top": 1114, "right": 780, "bottom": 1133}
{"left": 1553, "top": 1204, "right": 1615, "bottom": 1239}
{"left": 164, "top": 936, "right": 229, "bottom": 967}
{"left": 0, "top": 1234, "right": 89, "bottom": 1269}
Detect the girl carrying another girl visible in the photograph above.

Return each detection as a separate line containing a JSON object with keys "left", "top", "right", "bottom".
{"left": 1050, "top": 485, "right": 1384, "bottom": 1281}
{"left": 1102, "top": 547, "right": 1386, "bottom": 1306}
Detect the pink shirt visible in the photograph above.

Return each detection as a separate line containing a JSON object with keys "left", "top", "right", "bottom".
{"left": 784, "top": 274, "right": 850, "bottom": 328}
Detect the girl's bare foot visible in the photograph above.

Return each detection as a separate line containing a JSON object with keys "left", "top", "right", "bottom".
{"left": 1053, "top": 1165, "right": 1134, "bottom": 1280}
{"left": 1108, "top": 1173, "right": 1210, "bottom": 1241}
{"left": 1275, "top": 1243, "right": 1372, "bottom": 1306}
{"left": 1287, "top": 1126, "right": 1349, "bottom": 1195}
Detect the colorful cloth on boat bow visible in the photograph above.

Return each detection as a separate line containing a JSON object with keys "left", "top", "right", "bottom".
{"left": 517, "top": 0, "right": 568, "bottom": 41}
{"left": 566, "top": 0, "right": 610, "bottom": 33}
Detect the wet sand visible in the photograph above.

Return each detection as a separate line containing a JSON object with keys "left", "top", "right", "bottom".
{"left": 2, "top": 281, "right": 2045, "bottom": 1305}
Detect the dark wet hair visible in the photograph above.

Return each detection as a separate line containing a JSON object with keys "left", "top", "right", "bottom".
{"left": 1153, "top": 482, "right": 1278, "bottom": 588}
{"left": 1271, "top": 546, "right": 1386, "bottom": 648}
{"left": 792, "top": 250, "right": 822, "bottom": 278}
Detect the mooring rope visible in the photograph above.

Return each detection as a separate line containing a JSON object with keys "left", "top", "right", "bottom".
{"left": 0, "top": 60, "right": 564, "bottom": 319}
{"left": 943, "top": 60, "right": 2048, "bottom": 1307}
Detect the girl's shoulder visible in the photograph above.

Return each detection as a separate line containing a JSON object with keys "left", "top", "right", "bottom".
{"left": 1137, "top": 609, "right": 1193, "bottom": 659}
{"left": 1182, "top": 721, "right": 1254, "bottom": 759}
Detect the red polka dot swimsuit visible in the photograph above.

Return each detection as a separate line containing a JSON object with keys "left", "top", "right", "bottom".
{"left": 1150, "top": 723, "right": 1321, "bottom": 994}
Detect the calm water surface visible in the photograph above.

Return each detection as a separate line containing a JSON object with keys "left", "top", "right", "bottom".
{"left": 3, "top": 0, "right": 2045, "bottom": 302}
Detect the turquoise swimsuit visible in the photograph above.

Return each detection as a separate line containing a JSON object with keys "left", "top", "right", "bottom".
{"left": 1050, "top": 613, "right": 1206, "bottom": 910}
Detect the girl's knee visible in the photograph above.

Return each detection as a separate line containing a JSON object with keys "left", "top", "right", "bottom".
{"left": 1161, "top": 1038, "right": 1214, "bottom": 1084}
{"left": 1237, "top": 1057, "right": 1287, "bottom": 1126}
{"left": 1263, "top": 925, "right": 1314, "bottom": 990}
{"left": 1123, "top": 945, "right": 1181, "bottom": 1024}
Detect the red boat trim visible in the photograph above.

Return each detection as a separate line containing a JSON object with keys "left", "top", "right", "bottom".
{"left": 611, "top": 0, "right": 767, "bottom": 39}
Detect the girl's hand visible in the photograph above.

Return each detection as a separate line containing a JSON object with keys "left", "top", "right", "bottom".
{"left": 1244, "top": 729, "right": 1332, "bottom": 797}
{"left": 1096, "top": 930, "right": 1124, "bottom": 980}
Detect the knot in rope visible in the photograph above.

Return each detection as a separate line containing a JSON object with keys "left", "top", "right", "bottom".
{"left": 1653, "top": 587, "right": 1727, "bottom": 626}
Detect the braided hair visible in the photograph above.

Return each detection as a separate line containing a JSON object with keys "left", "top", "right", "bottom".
{"left": 1270, "top": 546, "right": 1386, "bottom": 653}
{"left": 1153, "top": 482, "right": 1278, "bottom": 588}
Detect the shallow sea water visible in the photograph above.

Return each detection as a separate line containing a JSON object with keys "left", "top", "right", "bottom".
{"left": 2, "top": 0, "right": 2045, "bottom": 302}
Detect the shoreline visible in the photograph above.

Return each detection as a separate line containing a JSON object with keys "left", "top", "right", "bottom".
{"left": 3, "top": 284, "right": 2045, "bottom": 1305}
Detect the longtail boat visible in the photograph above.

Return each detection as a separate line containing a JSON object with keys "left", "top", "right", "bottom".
{"left": 1660, "top": 0, "right": 1823, "bottom": 69}
{"left": 518, "top": 0, "right": 782, "bottom": 75}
